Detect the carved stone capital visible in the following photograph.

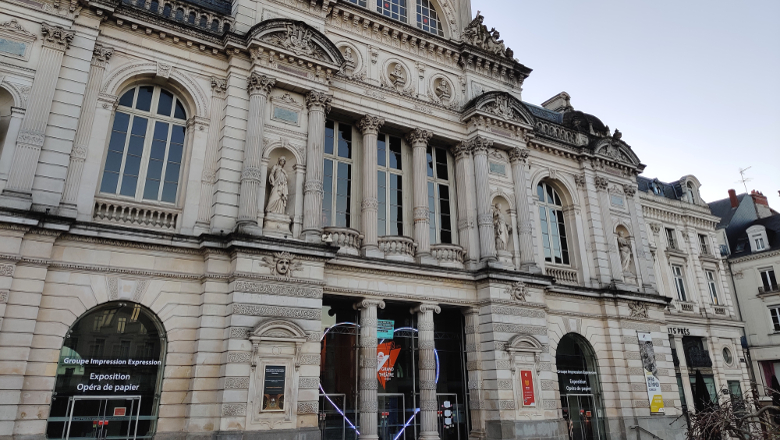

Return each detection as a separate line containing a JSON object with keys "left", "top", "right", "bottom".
{"left": 508, "top": 147, "right": 529, "bottom": 163}
{"left": 247, "top": 73, "right": 275, "bottom": 96}
{"left": 305, "top": 91, "right": 332, "bottom": 113}
{"left": 411, "top": 303, "right": 441, "bottom": 315}
{"left": 357, "top": 114, "right": 385, "bottom": 135}
{"left": 405, "top": 128, "right": 433, "bottom": 146}
{"left": 413, "top": 207, "right": 430, "bottom": 221}
{"left": 41, "top": 22, "right": 74, "bottom": 51}
{"left": 594, "top": 176, "right": 609, "bottom": 191}
{"left": 353, "top": 299, "right": 386, "bottom": 310}
{"left": 211, "top": 77, "right": 227, "bottom": 98}
{"left": 361, "top": 198, "right": 379, "bottom": 211}
{"left": 453, "top": 142, "right": 472, "bottom": 160}
{"left": 466, "top": 136, "right": 493, "bottom": 154}
{"left": 91, "top": 44, "right": 114, "bottom": 67}
{"left": 623, "top": 184, "right": 637, "bottom": 197}
{"left": 574, "top": 174, "right": 586, "bottom": 189}
{"left": 17, "top": 130, "right": 45, "bottom": 147}
{"left": 304, "top": 180, "right": 323, "bottom": 195}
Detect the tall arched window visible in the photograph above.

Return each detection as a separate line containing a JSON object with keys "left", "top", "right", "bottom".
{"left": 323, "top": 120, "right": 353, "bottom": 228}
{"left": 537, "top": 182, "right": 569, "bottom": 265}
{"left": 416, "top": 0, "right": 443, "bottom": 36}
{"left": 378, "top": 0, "right": 407, "bottom": 22}
{"left": 427, "top": 146, "right": 453, "bottom": 244}
{"left": 199, "top": 15, "right": 208, "bottom": 27}
{"left": 100, "top": 85, "right": 187, "bottom": 204}
{"left": 377, "top": 133, "right": 404, "bottom": 236}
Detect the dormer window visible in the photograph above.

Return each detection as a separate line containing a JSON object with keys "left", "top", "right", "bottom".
{"left": 747, "top": 225, "right": 770, "bottom": 253}
{"left": 686, "top": 182, "right": 696, "bottom": 203}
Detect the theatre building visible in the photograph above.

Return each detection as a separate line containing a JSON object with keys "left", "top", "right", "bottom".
{"left": 0, "top": 0, "right": 748, "bottom": 439}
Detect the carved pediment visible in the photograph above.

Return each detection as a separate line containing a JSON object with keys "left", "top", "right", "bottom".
{"left": 250, "top": 319, "right": 308, "bottom": 341}
{"left": 463, "top": 91, "right": 534, "bottom": 127}
{"left": 592, "top": 134, "right": 641, "bottom": 167}
{"left": 248, "top": 19, "right": 345, "bottom": 67}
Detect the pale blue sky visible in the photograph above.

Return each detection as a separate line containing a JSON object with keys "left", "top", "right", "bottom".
{"left": 472, "top": 0, "right": 780, "bottom": 207}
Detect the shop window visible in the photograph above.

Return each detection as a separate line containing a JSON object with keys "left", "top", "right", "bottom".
{"left": 378, "top": 133, "right": 404, "bottom": 237}
{"left": 665, "top": 228, "right": 677, "bottom": 250}
{"left": 672, "top": 265, "right": 687, "bottom": 301}
{"left": 426, "top": 146, "right": 453, "bottom": 244}
{"left": 688, "top": 374, "right": 717, "bottom": 405}
{"left": 416, "top": 0, "right": 444, "bottom": 36}
{"left": 770, "top": 307, "right": 780, "bottom": 332}
{"left": 537, "top": 182, "right": 569, "bottom": 265}
{"left": 378, "top": 0, "right": 407, "bottom": 22}
{"left": 706, "top": 270, "right": 719, "bottom": 305}
{"left": 760, "top": 268, "right": 778, "bottom": 293}
{"left": 323, "top": 120, "right": 353, "bottom": 228}
{"left": 100, "top": 85, "right": 187, "bottom": 204}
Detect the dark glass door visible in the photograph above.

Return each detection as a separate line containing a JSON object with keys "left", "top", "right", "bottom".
{"left": 63, "top": 396, "right": 141, "bottom": 440}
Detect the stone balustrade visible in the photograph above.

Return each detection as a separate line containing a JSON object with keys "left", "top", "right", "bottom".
{"left": 430, "top": 243, "right": 465, "bottom": 269}
{"left": 378, "top": 236, "right": 416, "bottom": 262}
{"left": 545, "top": 266, "right": 578, "bottom": 286}
{"left": 676, "top": 301, "right": 696, "bottom": 313}
{"left": 713, "top": 306, "right": 728, "bottom": 316}
{"left": 93, "top": 198, "right": 180, "bottom": 232}
{"left": 324, "top": 227, "right": 363, "bottom": 256}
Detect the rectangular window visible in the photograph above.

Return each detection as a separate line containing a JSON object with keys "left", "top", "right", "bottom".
{"left": 706, "top": 270, "right": 719, "bottom": 305}
{"left": 378, "top": 0, "right": 407, "bottom": 22}
{"left": 323, "top": 120, "right": 353, "bottom": 228}
{"left": 666, "top": 228, "right": 677, "bottom": 250}
{"left": 426, "top": 146, "right": 453, "bottom": 244}
{"left": 755, "top": 237, "right": 766, "bottom": 251}
{"left": 760, "top": 269, "right": 778, "bottom": 293}
{"left": 672, "top": 265, "right": 687, "bottom": 301}
{"left": 770, "top": 307, "right": 780, "bottom": 332}
{"left": 699, "top": 234, "right": 710, "bottom": 255}
{"left": 377, "top": 134, "right": 403, "bottom": 237}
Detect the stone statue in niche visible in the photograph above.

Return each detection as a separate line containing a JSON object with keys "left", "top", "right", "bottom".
{"left": 493, "top": 203, "right": 510, "bottom": 252}
{"left": 266, "top": 156, "right": 289, "bottom": 215}
{"left": 617, "top": 230, "right": 633, "bottom": 273}
{"left": 435, "top": 78, "right": 451, "bottom": 101}
{"left": 389, "top": 63, "right": 406, "bottom": 89}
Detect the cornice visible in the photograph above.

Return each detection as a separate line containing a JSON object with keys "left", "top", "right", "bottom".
{"left": 323, "top": 286, "right": 475, "bottom": 306}
{"left": 729, "top": 248, "right": 780, "bottom": 264}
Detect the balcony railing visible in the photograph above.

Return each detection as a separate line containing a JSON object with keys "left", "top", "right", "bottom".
{"left": 93, "top": 198, "right": 179, "bottom": 232}
{"left": 546, "top": 266, "right": 578, "bottom": 286}
{"left": 685, "top": 348, "right": 713, "bottom": 368}
{"left": 430, "top": 244, "right": 465, "bottom": 269}
{"left": 759, "top": 285, "right": 780, "bottom": 294}
{"left": 713, "top": 306, "right": 728, "bottom": 316}
{"left": 378, "top": 236, "right": 416, "bottom": 262}
{"left": 323, "top": 227, "right": 363, "bottom": 256}
{"left": 678, "top": 301, "right": 695, "bottom": 313}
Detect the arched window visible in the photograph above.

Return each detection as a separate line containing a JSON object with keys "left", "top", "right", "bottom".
{"left": 537, "top": 182, "right": 569, "bottom": 265}
{"left": 162, "top": 4, "right": 171, "bottom": 17}
{"left": 175, "top": 7, "right": 184, "bottom": 21}
{"left": 416, "top": 0, "right": 443, "bottom": 36}
{"left": 378, "top": 133, "right": 404, "bottom": 236}
{"left": 187, "top": 11, "right": 196, "bottom": 24}
{"left": 427, "top": 146, "right": 453, "bottom": 244}
{"left": 0, "top": 87, "right": 13, "bottom": 153}
{"left": 149, "top": 0, "right": 158, "bottom": 12}
{"left": 686, "top": 182, "right": 696, "bottom": 203}
{"left": 210, "top": 19, "right": 219, "bottom": 31}
{"left": 100, "top": 85, "right": 187, "bottom": 204}
{"left": 199, "top": 15, "right": 208, "bottom": 27}
{"left": 378, "top": 0, "right": 407, "bottom": 22}
{"left": 222, "top": 22, "right": 230, "bottom": 33}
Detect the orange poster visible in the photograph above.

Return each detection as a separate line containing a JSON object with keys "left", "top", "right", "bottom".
{"left": 377, "top": 342, "right": 401, "bottom": 389}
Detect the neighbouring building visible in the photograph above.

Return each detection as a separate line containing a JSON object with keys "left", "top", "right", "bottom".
{"left": 710, "top": 189, "right": 780, "bottom": 403}
{"left": 0, "top": 0, "right": 749, "bottom": 439}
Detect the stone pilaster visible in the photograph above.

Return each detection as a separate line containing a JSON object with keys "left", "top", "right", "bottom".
{"left": 454, "top": 143, "right": 480, "bottom": 268}
{"left": 412, "top": 303, "right": 441, "bottom": 440}
{"left": 508, "top": 146, "right": 539, "bottom": 272}
{"left": 194, "top": 77, "right": 228, "bottom": 233}
{"left": 463, "top": 308, "right": 486, "bottom": 440}
{"left": 470, "top": 137, "right": 496, "bottom": 262}
{"left": 1, "top": 23, "right": 75, "bottom": 210}
{"left": 624, "top": 183, "right": 656, "bottom": 291}
{"left": 406, "top": 128, "right": 435, "bottom": 264}
{"left": 236, "top": 73, "right": 275, "bottom": 234}
{"left": 358, "top": 115, "right": 385, "bottom": 257}
{"left": 59, "top": 43, "right": 114, "bottom": 217}
{"left": 672, "top": 335, "right": 696, "bottom": 413}
{"left": 594, "top": 175, "right": 624, "bottom": 282}
{"left": 354, "top": 299, "right": 385, "bottom": 440}
{"left": 301, "top": 91, "right": 332, "bottom": 242}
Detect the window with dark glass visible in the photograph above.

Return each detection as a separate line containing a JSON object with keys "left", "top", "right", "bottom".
{"left": 672, "top": 264, "right": 687, "bottom": 301}
{"left": 706, "top": 270, "right": 719, "bottom": 304}
{"left": 199, "top": 15, "right": 208, "bottom": 27}
{"left": 699, "top": 234, "right": 710, "bottom": 255}
{"left": 347, "top": 0, "right": 367, "bottom": 6}
{"left": 100, "top": 85, "right": 187, "bottom": 204}
{"left": 761, "top": 268, "right": 778, "bottom": 292}
{"left": 537, "top": 182, "right": 569, "bottom": 265}
{"left": 416, "top": 0, "right": 443, "bottom": 36}
{"left": 378, "top": 0, "right": 407, "bottom": 22}
{"left": 323, "top": 120, "right": 353, "bottom": 228}
{"left": 187, "top": 11, "right": 196, "bottom": 24}
{"left": 665, "top": 228, "right": 677, "bottom": 250}
{"left": 426, "top": 146, "right": 452, "bottom": 244}
{"left": 378, "top": 133, "right": 403, "bottom": 237}
{"left": 770, "top": 307, "right": 780, "bottom": 332}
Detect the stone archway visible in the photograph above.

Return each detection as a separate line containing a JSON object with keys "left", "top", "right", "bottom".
{"left": 555, "top": 333, "right": 606, "bottom": 440}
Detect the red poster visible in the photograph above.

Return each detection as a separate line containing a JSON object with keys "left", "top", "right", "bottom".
{"left": 377, "top": 342, "right": 401, "bottom": 389}
{"left": 521, "top": 370, "right": 535, "bottom": 407}
{"left": 113, "top": 407, "right": 126, "bottom": 417}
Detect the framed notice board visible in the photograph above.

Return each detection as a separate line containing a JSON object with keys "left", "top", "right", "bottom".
{"left": 262, "top": 365, "right": 286, "bottom": 411}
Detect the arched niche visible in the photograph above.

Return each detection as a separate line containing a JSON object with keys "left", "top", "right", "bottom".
{"left": 491, "top": 193, "right": 515, "bottom": 265}
{"left": 615, "top": 224, "right": 636, "bottom": 277}
{"left": 46, "top": 302, "right": 166, "bottom": 440}
{"left": 0, "top": 86, "right": 14, "bottom": 151}
{"left": 555, "top": 333, "right": 607, "bottom": 440}
{"left": 262, "top": 143, "right": 302, "bottom": 238}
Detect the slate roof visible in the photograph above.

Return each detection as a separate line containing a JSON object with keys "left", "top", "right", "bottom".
{"left": 708, "top": 193, "right": 748, "bottom": 230}
{"left": 726, "top": 214, "right": 780, "bottom": 257}
{"left": 636, "top": 176, "right": 684, "bottom": 201}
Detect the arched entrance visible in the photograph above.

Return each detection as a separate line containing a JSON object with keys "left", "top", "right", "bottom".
{"left": 46, "top": 302, "right": 166, "bottom": 440}
{"left": 556, "top": 333, "right": 606, "bottom": 440}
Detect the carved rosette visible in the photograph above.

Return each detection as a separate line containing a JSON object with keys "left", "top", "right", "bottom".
{"left": 357, "top": 115, "right": 385, "bottom": 135}
{"left": 305, "top": 91, "right": 332, "bottom": 113}
{"left": 247, "top": 73, "right": 276, "bottom": 96}
{"left": 41, "top": 22, "right": 75, "bottom": 51}
{"left": 508, "top": 148, "right": 529, "bottom": 163}
{"left": 211, "top": 77, "right": 227, "bottom": 99}
{"left": 91, "top": 44, "right": 114, "bottom": 67}
{"left": 405, "top": 128, "right": 433, "bottom": 146}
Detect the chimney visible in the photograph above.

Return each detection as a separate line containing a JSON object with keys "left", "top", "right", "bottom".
{"left": 728, "top": 189, "right": 739, "bottom": 208}
{"left": 751, "top": 190, "right": 773, "bottom": 218}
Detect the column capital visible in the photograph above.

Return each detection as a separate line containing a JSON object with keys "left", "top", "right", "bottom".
{"left": 247, "top": 73, "right": 276, "bottom": 96}
{"left": 91, "top": 43, "right": 114, "bottom": 67}
{"left": 508, "top": 147, "right": 529, "bottom": 164}
{"left": 468, "top": 136, "right": 493, "bottom": 155}
{"left": 623, "top": 184, "right": 637, "bottom": 197}
{"left": 453, "top": 142, "right": 472, "bottom": 160}
{"left": 306, "top": 90, "right": 332, "bottom": 113}
{"left": 357, "top": 114, "right": 385, "bottom": 135}
{"left": 353, "top": 299, "right": 386, "bottom": 310}
{"left": 405, "top": 128, "right": 433, "bottom": 147}
{"left": 41, "top": 22, "right": 75, "bottom": 51}
{"left": 594, "top": 175, "right": 609, "bottom": 191}
{"left": 211, "top": 77, "right": 228, "bottom": 98}
{"left": 411, "top": 303, "right": 441, "bottom": 315}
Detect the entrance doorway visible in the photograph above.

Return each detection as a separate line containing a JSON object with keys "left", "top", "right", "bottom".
{"left": 46, "top": 302, "right": 166, "bottom": 440}
{"left": 556, "top": 333, "right": 606, "bottom": 440}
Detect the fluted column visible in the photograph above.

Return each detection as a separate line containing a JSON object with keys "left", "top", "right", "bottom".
{"left": 194, "top": 77, "right": 227, "bottom": 233}
{"left": 358, "top": 115, "right": 385, "bottom": 257}
{"left": 301, "top": 91, "right": 332, "bottom": 242}
{"left": 406, "top": 128, "right": 435, "bottom": 264}
{"left": 236, "top": 73, "right": 275, "bottom": 234}
{"left": 354, "top": 299, "right": 385, "bottom": 440}
{"left": 1, "top": 23, "right": 75, "bottom": 210}
{"left": 508, "top": 146, "right": 539, "bottom": 272}
{"left": 454, "top": 142, "right": 480, "bottom": 268}
{"left": 412, "top": 303, "right": 441, "bottom": 440}
{"left": 470, "top": 137, "right": 496, "bottom": 262}
{"left": 59, "top": 44, "right": 114, "bottom": 217}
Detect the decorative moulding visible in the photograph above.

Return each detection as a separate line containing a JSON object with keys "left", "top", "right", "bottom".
{"left": 0, "top": 18, "right": 37, "bottom": 61}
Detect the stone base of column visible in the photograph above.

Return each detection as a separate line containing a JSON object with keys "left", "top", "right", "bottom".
{"left": 0, "top": 190, "right": 32, "bottom": 211}
{"left": 416, "top": 252, "right": 438, "bottom": 265}
{"left": 302, "top": 229, "right": 323, "bottom": 243}
{"left": 192, "top": 221, "right": 210, "bottom": 236}
{"left": 362, "top": 245, "right": 384, "bottom": 258}
{"left": 419, "top": 431, "right": 441, "bottom": 440}
{"left": 359, "top": 435, "right": 379, "bottom": 440}
{"left": 57, "top": 202, "right": 78, "bottom": 218}
{"left": 235, "top": 221, "right": 263, "bottom": 236}
{"left": 467, "top": 430, "right": 486, "bottom": 440}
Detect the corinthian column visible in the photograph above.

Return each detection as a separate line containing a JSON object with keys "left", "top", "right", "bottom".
{"left": 301, "top": 91, "right": 332, "bottom": 242}
{"left": 236, "top": 73, "right": 275, "bottom": 235}
{"left": 508, "top": 146, "right": 539, "bottom": 272}
{"left": 1, "top": 23, "right": 75, "bottom": 210}
{"left": 358, "top": 115, "right": 385, "bottom": 257}
{"left": 354, "top": 299, "right": 385, "bottom": 440}
{"left": 406, "top": 128, "right": 436, "bottom": 264}
{"left": 453, "top": 142, "right": 480, "bottom": 269}
{"left": 470, "top": 137, "right": 496, "bottom": 262}
{"left": 412, "top": 303, "right": 441, "bottom": 440}
{"left": 194, "top": 77, "right": 228, "bottom": 233}
{"left": 59, "top": 43, "right": 114, "bottom": 217}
